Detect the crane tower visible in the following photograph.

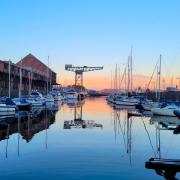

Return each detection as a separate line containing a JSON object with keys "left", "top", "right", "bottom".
{"left": 65, "top": 64, "right": 103, "bottom": 88}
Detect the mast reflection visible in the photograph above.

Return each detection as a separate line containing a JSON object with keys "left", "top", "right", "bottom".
{"left": 64, "top": 100, "right": 103, "bottom": 129}
{"left": 145, "top": 116, "right": 180, "bottom": 179}
{"left": 113, "top": 109, "right": 133, "bottom": 165}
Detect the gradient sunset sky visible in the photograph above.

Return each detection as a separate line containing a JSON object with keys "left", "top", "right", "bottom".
{"left": 0, "top": 0, "right": 180, "bottom": 89}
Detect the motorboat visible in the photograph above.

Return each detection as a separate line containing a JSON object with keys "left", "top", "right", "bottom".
{"left": 50, "top": 90, "right": 64, "bottom": 101}
{"left": 30, "top": 91, "right": 44, "bottom": 98}
{"left": 26, "top": 98, "right": 43, "bottom": 107}
{"left": 54, "top": 93, "right": 64, "bottom": 101}
{"left": 45, "top": 94, "right": 55, "bottom": 103}
{"left": 30, "top": 91, "right": 46, "bottom": 105}
{"left": 13, "top": 98, "right": 32, "bottom": 111}
{"left": 65, "top": 89, "right": 78, "bottom": 100}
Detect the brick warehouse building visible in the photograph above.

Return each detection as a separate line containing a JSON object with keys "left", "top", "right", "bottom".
{"left": 0, "top": 54, "right": 56, "bottom": 97}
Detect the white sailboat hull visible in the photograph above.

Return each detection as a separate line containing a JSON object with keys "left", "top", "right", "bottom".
{"left": 142, "top": 102, "right": 160, "bottom": 111}
{"left": 115, "top": 100, "right": 138, "bottom": 106}
{"left": 66, "top": 93, "right": 78, "bottom": 100}
{"left": 151, "top": 106, "right": 179, "bottom": 117}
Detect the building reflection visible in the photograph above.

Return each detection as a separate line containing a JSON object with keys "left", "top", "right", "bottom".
{"left": 0, "top": 107, "right": 56, "bottom": 143}
{"left": 64, "top": 100, "right": 103, "bottom": 129}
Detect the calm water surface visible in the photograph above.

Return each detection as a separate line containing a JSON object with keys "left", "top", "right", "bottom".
{"left": 0, "top": 97, "right": 180, "bottom": 179}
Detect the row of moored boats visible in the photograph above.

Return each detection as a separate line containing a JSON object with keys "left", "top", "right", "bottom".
{"left": 0, "top": 89, "right": 84, "bottom": 116}
{"left": 107, "top": 94, "right": 180, "bottom": 118}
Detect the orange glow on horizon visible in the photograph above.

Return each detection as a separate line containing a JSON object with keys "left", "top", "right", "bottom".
{"left": 59, "top": 74, "right": 180, "bottom": 90}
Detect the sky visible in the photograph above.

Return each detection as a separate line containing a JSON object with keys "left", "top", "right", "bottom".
{"left": 0, "top": 0, "right": 180, "bottom": 89}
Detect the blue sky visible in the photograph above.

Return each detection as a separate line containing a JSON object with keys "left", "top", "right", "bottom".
{"left": 0, "top": 0, "right": 180, "bottom": 87}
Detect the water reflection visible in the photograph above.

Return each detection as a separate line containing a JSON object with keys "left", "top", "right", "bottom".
{"left": 1, "top": 97, "right": 180, "bottom": 179}
{"left": 0, "top": 105, "right": 58, "bottom": 158}
{"left": 64, "top": 100, "right": 103, "bottom": 129}
{"left": 112, "top": 109, "right": 133, "bottom": 165}
{"left": 150, "top": 116, "right": 180, "bottom": 135}
{"left": 145, "top": 115, "right": 180, "bottom": 179}
{"left": 110, "top": 102, "right": 180, "bottom": 179}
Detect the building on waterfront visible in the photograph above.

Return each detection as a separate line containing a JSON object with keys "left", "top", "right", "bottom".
{"left": 0, "top": 54, "right": 56, "bottom": 97}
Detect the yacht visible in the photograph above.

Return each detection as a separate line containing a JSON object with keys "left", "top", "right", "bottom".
{"left": 114, "top": 95, "right": 139, "bottom": 107}
{"left": 151, "top": 104, "right": 179, "bottom": 117}
{"left": 65, "top": 89, "right": 78, "bottom": 100}
{"left": 45, "top": 94, "right": 55, "bottom": 103}
{"left": 13, "top": 98, "right": 32, "bottom": 111}
{"left": 141, "top": 100, "right": 160, "bottom": 111}
{"left": 26, "top": 98, "right": 43, "bottom": 107}
{"left": 30, "top": 91, "right": 46, "bottom": 105}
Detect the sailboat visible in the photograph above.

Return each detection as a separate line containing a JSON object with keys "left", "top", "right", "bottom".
{"left": 0, "top": 61, "right": 16, "bottom": 115}
{"left": 114, "top": 48, "right": 139, "bottom": 107}
{"left": 149, "top": 55, "right": 180, "bottom": 116}
{"left": 141, "top": 55, "right": 162, "bottom": 111}
{"left": 45, "top": 56, "right": 55, "bottom": 104}
{"left": 145, "top": 116, "right": 180, "bottom": 179}
{"left": 152, "top": 104, "right": 179, "bottom": 117}
{"left": 12, "top": 59, "right": 32, "bottom": 111}
{"left": 106, "top": 65, "right": 118, "bottom": 104}
{"left": 26, "top": 71, "right": 44, "bottom": 107}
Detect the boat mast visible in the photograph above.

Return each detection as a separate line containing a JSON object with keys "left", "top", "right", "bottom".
{"left": 127, "top": 56, "right": 130, "bottom": 95}
{"left": 110, "top": 70, "right": 112, "bottom": 90}
{"left": 114, "top": 64, "right": 118, "bottom": 93}
{"left": 19, "top": 59, "right": 22, "bottom": 98}
{"left": 155, "top": 67, "right": 158, "bottom": 99}
{"left": 116, "top": 64, "right": 118, "bottom": 93}
{"left": 120, "top": 64, "right": 127, "bottom": 93}
{"left": 8, "top": 60, "right": 11, "bottom": 97}
{"left": 125, "top": 66, "right": 127, "bottom": 94}
{"left": 130, "top": 47, "right": 133, "bottom": 94}
{"left": 28, "top": 72, "right": 31, "bottom": 96}
{"left": 47, "top": 56, "right": 49, "bottom": 95}
{"left": 118, "top": 66, "right": 121, "bottom": 92}
{"left": 158, "top": 54, "right": 162, "bottom": 101}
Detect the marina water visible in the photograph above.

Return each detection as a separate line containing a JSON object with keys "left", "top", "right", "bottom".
{"left": 0, "top": 97, "right": 179, "bottom": 179}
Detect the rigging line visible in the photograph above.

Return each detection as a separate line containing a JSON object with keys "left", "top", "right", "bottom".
{"left": 145, "top": 57, "right": 160, "bottom": 91}
{"left": 120, "top": 63, "right": 128, "bottom": 90}
{"left": 141, "top": 116, "right": 157, "bottom": 157}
